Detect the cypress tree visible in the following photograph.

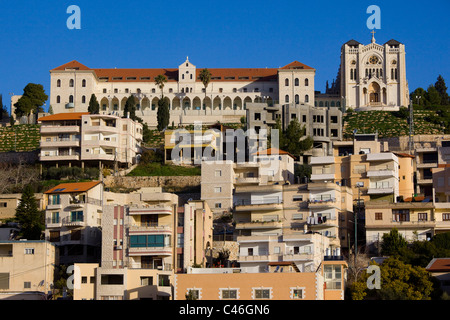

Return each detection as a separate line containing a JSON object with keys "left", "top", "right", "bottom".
{"left": 15, "top": 185, "right": 44, "bottom": 240}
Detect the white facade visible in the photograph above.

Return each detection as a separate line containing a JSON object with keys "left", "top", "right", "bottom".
{"left": 340, "top": 34, "right": 409, "bottom": 111}
{"left": 49, "top": 59, "right": 315, "bottom": 128}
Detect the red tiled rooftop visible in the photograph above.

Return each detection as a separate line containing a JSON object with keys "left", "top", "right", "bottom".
{"left": 426, "top": 258, "right": 450, "bottom": 272}
{"left": 38, "top": 112, "right": 90, "bottom": 122}
{"left": 44, "top": 181, "right": 102, "bottom": 194}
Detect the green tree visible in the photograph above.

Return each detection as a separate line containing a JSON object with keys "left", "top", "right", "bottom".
{"left": 154, "top": 74, "right": 167, "bottom": 98}
{"left": 15, "top": 184, "right": 44, "bottom": 240}
{"left": 425, "top": 85, "right": 441, "bottom": 106}
{"left": 185, "top": 290, "right": 198, "bottom": 300}
{"left": 14, "top": 83, "right": 48, "bottom": 118}
{"left": 283, "top": 118, "right": 313, "bottom": 157}
{"left": 87, "top": 94, "right": 100, "bottom": 114}
{"left": 0, "top": 94, "right": 9, "bottom": 120}
{"left": 410, "top": 87, "right": 428, "bottom": 107}
{"left": 48, "top": 105, "right": 54, "bottom": 115}
{"left": 435, "top": 75, "right": 449, "bottom": 105}
{"left": 157, "top": 97, "right": 170, "bottom": 131}
{"left": 123, "top": 95, "right": 137, "bottom": 120}
{"left": 199, "top": 68, "right": 212, "bottom": 108}
{"left": 350, "top": 257, "right": 434, "bottom": 300}
{"left": 380, "top": 228, "right": 407, "bottom": 256}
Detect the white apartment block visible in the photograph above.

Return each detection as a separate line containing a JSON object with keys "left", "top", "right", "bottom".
{"left": 44, "top": 181, "right": 103, "bottom": 265}
{"left": 48, "top": 59, "right": 316, "bottom": 128}
{"left": 340, "top": 34, "right": 409, "bottom": 111}
{"left": 38, "top": 112, "right": 143, "bottom": 168}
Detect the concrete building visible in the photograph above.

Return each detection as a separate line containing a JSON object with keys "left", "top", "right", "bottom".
{"left": 48, "top": 59, "right": 316, "bottom": 128}
{"left": 340, "top": 33, "right": 409, "bottom": 111}
{"left": 44, "top": 181, "right": 103, "bottom": 265}
{"left": 0, "top": 240, "right": 57, "bottom": 300}
{"left": 0, "top": 193, "right": 44, "bottom": 220}
{"left": 38, "top": 112, "right": 143, "bottom": 169}
{"left": 246, "top": 102, "right": 343, "bottom": 158}
{"left": 426, "top": 258, "right": 450, "bottom": 295}
{"left": 174, "top": 259, "right": 347, "bottom": 300}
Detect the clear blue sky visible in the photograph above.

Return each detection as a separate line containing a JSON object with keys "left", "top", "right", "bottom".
{"left": 1, "top": 0, "right": 449, "bottom": 112}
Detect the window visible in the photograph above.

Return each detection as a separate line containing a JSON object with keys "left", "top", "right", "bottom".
{"left": 82, "top": 79, "right": 86, "bottom": 87}
{"left": 24, "top": 282, "right": 31, "bottom": 289}
{"left": 293, "top": 195, "right": 303, "bottom": 202}
{"left": 292, "top": 288, "right": 304, "bottom": 299}
{"left": 0, "top": 202, "right": 6, "bottom": 208}
{"left": 57, "top": 79, "right": 61, "bottom": 87}
{"left": 82, "top": 95, "right": 86, "bottom": 103}
{"left": 254, "top": 113, "right": 261, "bottom": 121}
{"left": 140, "top": 276, "right": 153, "bottom": 286}
{"left": 248, "top": 248, "right": 254, "bottom": 256}
{"left": 274, "top": 246, "right": 280, "bottom": 254}
{"left": 393, "top": 209, "right": 410, "bottom": 222}
{"left": 305, "top": 95, "right": 309, "bottom": 103}
{"left": 285, "top": 95, "right": 289, "bottom": 103}
{"left": 215, "top": 170, "right": 222, "bottom": 177}
{"left": 292, "top": 213, "right": 303, "bottom": 220}
{"left": 90, "top": 276, "right": 95, "bottom": 283}
{"left": 221, "top": 289, "right": 237, "bottom": 299}
{"left": 130, "top": 235, "right": 166, "bottom": 248}
{"left": 295, "top": 94, "right": 299, "bottom": 104}
{"left": 324, "top": 265, "right": 342, "bottom": 289}
{"left": 305, "top": 78, "right": 309, "bottom": 86}
{"left": 418, "top": 213, "right": 428, "bottom": 221}
{"left": 24, "top": 248, "right": 35, "bottom": 255}
{"left": 443, "top": 213, "right": 450, "bottom": 221}
{"left": 375, "top": 212, "right": 383, "bottom": 220}
{"left": 215, "top": 203, "right": 222, "bottom": 209}
{"left": 159, "top": 275, "right": 170, "bottom": 287}
{"left": 294, "top": 78, "right": 299, "bottom": 86}
{"left": 69, "top": 95, "right": 74, "bottom": 103}
{"left": 70, "top": 211, "right": 83, "bottom": 222}
{"left": 285, "top": 78, "right": 289, "bottom": 86}
{"left": 101, "top": 275, "right": 124, "bottom": 285}
{"left": 56, "top": 95, "right": 61, "bottom": 103}
{"left": 69, "top": 79, "right": 74, "bottom": 87}
{"left": 214, "top": 187, "right": 222, "bottom": 193}
{"left": 254, "top": 288, "right": 271, "bottom": 299}
{"left": 177, "top": 234, "right": 184, "bottom": 247}
{"left": 0, "top": 273, "right": 9, "bottom": 289}
{"left": 81, "top": 277, "right": 87, "bottom": 284}
{"left": 50, "top": 194, "right": 60, "bottom": 205}
{"left": 187, "top": 289, "right": 200, "bottom": 299}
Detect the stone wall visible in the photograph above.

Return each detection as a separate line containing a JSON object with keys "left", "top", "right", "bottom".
{"left": 103, "top": 175, "right": 201, "bottom": 192}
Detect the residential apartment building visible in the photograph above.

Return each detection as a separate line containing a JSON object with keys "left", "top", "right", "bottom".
{"left": 0, "top": 193, "right": 44, "bottom": 220}
{"left": 174, "top": 259, "right": 347, "bottom": 300}
{"left": 246, "top": 102, "right": 343, "bottom": 158}
{"left": 71, "top": 187, "right": 213, "bottom": 300}
{"left": 38, "top": 112, "right": 143, "bottom": 169}
{"left": 44, "top": 181, "right": 103, "bottom": 265}
{"left": 0, "top": 240, "right": 57, "bottom": 300}
{"left": 49, "top": 59, "right": 316, "bottom": 128}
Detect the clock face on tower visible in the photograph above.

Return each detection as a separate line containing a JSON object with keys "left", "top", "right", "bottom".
{"left": 369, "top": 55, "right": 379, "bottom": 64}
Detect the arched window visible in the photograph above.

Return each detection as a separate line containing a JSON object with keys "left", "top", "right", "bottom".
{"left": 295, "top": 78, "right": 299, "bottom": 86}
{"left": 285, "top": 78, "right": 289, "bottom": 86}
{"left": 305, "top": 78, "right": 309, "bottom": 86}
{"left": 285, "top": 95, "right": 289, "bottom": 103}
{"left": 69, "top": 95, "right": 74, "bottom": 103}
{"left": 295, "top": 94, "right": 299, "bottom": 104}
{"left": 56, "top": 96, "right": 60, "bottom": 103}
{"left": 57, "top": 79, "right": 61, "bottom": 87}
{"left": 331, "top": 101, "right": 335, "bottom": 107}
{"left": 319, "top": 101, "right": 323, "bottom": 107}
{"left": 82, "top": 95, "right": 86, "bottom": 103}
{"left": 82, "top": 79, "right": 86, "bottom": 87}
{"left": 69, "top": 79, "right": 74, "bottom": 87}
{"left": 305, "top": 95, "right": 309, "bottom": 103}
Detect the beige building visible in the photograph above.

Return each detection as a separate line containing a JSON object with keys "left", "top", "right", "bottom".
{"left": 48, "top": 59, "right": 316, "bottom": 128}
{"left": 340, "top": 34, "right": 409, "bottom": 111}
{"left": 44, "top": 181, "right": 103, "bottom": 265}
{"left": 0, "top": 193, "right": 44, "bottom": 220}
{"left": 174, "top": 260, "right": 347, "bottom": 300}
{"left": 0, "top": 240, "right": 57, "bottom": 300}
{"left": 38, "top": 112, "right": 143, "bottom": 169}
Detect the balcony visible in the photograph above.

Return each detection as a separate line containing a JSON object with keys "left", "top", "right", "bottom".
{"left": 235, "top": 220, "right": 282, "bottom": 230}
{"left": 282, "top": 253, "right": 314, "bottom": 262}
{"left": 40, "top": 154, "right": 80, "bottom": 161}
{"left": 367, "top": 187, "right": 394, "bottom": 194}
{"left": 308, "top": 198, "right": 336, "bottom": 208}
{"left": 234, "top": 184, "right": 283, "bottom": 194}
{"left": 417, "top": 178, "right": 433, "bottom": 185}
{"left": 62, "top": 216, "right": 85, "bottom": 227}
{"left": 128, "top": 246, "right": 172, "bottom": 256}
{"left": 234, "top": 198, "right": 283, "bottom": 212}
{"left": 41, "top": 125, "right": 80, "bottom": 134}
{"left": 65, "top": 103, "right": 75, "bottom": 109}
{"left": 366, "top": 153, "right": 397, "bottom": 162}
{"left": 309, "top": 156, "right": 335, "bottom": 165}
{"left": 129, "top": 224, "right": 172, "bottom": 233}
{"left": 46, "top": 203, "right": 62, "bottom": 210}
{"left": 235, "top": 177, "right": 260, "bottom": 185}
{"left": 416, "top": 147, "right": 437, "bottom": 153}
{"left": 416, "top": 161, "right": 438, "bottom": 169}
{"left": 310, "top": 173, "right": 335, "bottom": 181}
{"left": 46, "top": 217, "right": 62, "bottom": 228}
{"left": 40, "top": 139, "right": 80, "bottom": 148}
{"left": 128, "top": 206, "right": 173, "bottom": 215}
{"left": 83, "top": 124, "right": 118, "bottom": 134}
{"left": 367, "top": 170, "right": 395, "bottom": 178}
{"left": 306, "top": 215, "right": 337, "bottom": 228}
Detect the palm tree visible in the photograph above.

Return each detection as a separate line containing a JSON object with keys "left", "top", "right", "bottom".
{"left": 199, "top": 68, "right": 211, "bottom": 109}
{"left": 154, "top": 74, "right": 167, "bottom": 99}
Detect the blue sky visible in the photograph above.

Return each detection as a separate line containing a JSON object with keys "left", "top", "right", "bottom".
{"left": 0, "top": 0, "right": 449, "bottom": 112}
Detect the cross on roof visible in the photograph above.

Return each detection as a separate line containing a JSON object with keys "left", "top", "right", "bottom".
{"left": 371, "top": 30, "right": 376, "bottom": 43}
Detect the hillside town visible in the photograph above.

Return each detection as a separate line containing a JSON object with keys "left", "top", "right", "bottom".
{"left": 0, "top": 32, "right": 450, "bottom": 302}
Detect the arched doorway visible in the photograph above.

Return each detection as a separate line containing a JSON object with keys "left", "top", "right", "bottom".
{"left": 369, "top": 82, "right": 380, "bottom": 104}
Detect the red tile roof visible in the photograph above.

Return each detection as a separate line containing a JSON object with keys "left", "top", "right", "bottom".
{"left": 252, "top": 148, "right": 294, "bottom": 158}
{"left": 38, "top": 112, "right": 90, "bottom": 122}
{"left": 45, "top": 181, "right": 102, "bottom": 194}
{"left": 51, "top": 61, "right": 312, "bottom": 82}
{"left": 426, "top": 258, "right": 450, "bottom": 272}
